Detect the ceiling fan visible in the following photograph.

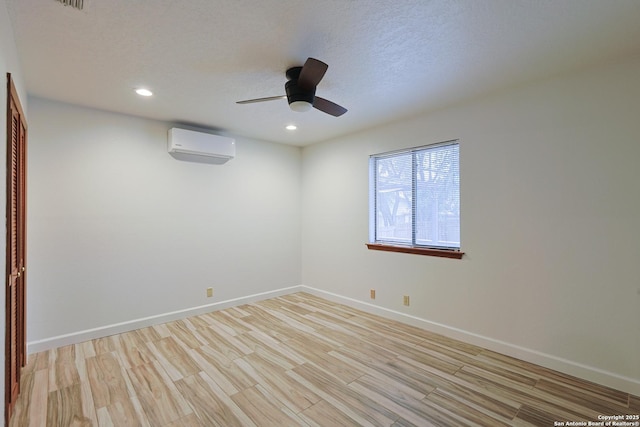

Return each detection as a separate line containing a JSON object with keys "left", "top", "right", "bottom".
{"left": 236, "top": 58, "right": 347, "bottom": 117}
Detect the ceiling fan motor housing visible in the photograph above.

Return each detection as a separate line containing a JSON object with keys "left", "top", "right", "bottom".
{"left": 285, "top": 79, "right": 315, "bottom": 109}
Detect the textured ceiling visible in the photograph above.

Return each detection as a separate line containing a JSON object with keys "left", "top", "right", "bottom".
{"left": 6, "top": 0, "right": 640, "bottom": 146}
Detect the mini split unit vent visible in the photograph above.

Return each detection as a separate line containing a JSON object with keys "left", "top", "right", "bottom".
{"left": 55, "top": 0, "right": 84, "bottom": 10}
{"left": 168, "top": 128, "right": 235, "bottom": 164}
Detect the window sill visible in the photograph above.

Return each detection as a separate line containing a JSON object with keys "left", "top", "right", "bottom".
{"left": 366, "top": 243, "right": 464, "bottom": 259}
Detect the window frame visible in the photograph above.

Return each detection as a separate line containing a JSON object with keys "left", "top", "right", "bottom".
{"left": 367, "top": 140, "right": 464, "bottom": 259}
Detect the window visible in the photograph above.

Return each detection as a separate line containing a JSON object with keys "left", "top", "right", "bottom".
{"left": 368, "top": 140, "right": 462, "bottom": 258}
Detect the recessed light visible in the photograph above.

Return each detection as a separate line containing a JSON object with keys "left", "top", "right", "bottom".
{"left": 286, "top": 124, "right": 297, "bottom": 130}
{"left": 135, "top": 88, "right": 153, "bottom": 97}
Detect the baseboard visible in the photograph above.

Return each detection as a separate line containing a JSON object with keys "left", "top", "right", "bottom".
{"left": 27, "top": 285, "right": 304, "bottom": 354}
{"left": 300, "top": 285, "right": 640, "bottom": 396}
{"left": 27, "top": 283, "right": 640, "bottom": 396}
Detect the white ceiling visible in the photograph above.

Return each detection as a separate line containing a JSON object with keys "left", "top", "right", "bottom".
{"left": 6, "top": 0, "right": 640, "bottom": 146}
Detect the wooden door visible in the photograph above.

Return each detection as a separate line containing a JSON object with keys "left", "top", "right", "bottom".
{"left": 5, "top": 73, "right": 27, "bottom": 425}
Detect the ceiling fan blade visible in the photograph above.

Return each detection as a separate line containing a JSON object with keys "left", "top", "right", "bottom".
{"left": 236, "top": 95, "right": 286, "bottom": 104}
{"left": 298, "top": 58, "right": 328, "bottom": 90}
{"left": 313, "top": 96, "right": 347, "bottom": 117}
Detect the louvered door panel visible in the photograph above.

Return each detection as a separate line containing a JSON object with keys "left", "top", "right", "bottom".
{"left": 5, "top": 73, "right": 27, "bottom": 425}
{"left": 17, "top": 112, "right": 27, "bottom": 366}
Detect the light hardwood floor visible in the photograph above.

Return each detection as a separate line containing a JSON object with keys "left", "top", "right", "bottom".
{"left": 9, "top": 292, "right": 639, "bottom": 426}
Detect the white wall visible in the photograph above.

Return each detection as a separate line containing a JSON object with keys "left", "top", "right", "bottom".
{"left": 27, "top": 98, "right": 302, "bottom": 344}
{"left": 301, "top": 56, "right": 640, "bottom": 394}
{"left": 17, "top": 29, "right": 640, "bottom": 398}
{"left": 1, "top": 0, "right": 27, "bottom": 418}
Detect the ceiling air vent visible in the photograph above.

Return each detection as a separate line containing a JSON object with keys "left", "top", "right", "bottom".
{"left": 55, "top": 0, "right": 83, "bottom": 10}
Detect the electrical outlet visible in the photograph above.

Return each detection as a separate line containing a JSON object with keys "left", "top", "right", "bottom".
{"left": 206, "top": 287, "right": 213, "bottom": 298}
{"left": 370, "top": 289, "right": 376, "bottom": 299}
{"left": 403, "top": 295, "right": 410, "bottom": 306}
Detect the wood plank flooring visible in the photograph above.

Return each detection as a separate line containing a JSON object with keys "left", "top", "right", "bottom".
{"left": 9, "top": 292, "right": 639, "bottom": 426}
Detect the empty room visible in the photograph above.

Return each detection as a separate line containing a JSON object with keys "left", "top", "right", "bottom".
{"left": 2, "top": 0, "right": 640, "bottom": 426}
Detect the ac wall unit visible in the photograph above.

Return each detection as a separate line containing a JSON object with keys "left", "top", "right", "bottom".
{"left": 168, "top": 128, "right": 235, "bottom": 164}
